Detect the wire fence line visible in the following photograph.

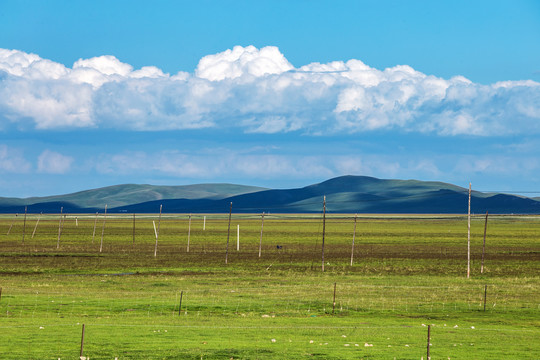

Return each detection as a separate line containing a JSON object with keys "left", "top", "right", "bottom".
{"left": 1, "top": 321, "right": 538, "bottom": 360}
{"left": 1, "top": 283, "right": 538, "bottom": 320}
{"left": 0, "top": 323, "right": 537, "bottom": 332}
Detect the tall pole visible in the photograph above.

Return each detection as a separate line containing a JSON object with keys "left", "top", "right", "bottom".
{"left": 187, "top": 213, "right": 191, "bottom": 252}
{"left": 427, "top": 324, "right": 431, "bottom": 360}
{"left": 22, "top": 206, "right": 27, "bottom": 244}
{"left": 157, "top": 204, "right": 162, "bottom": 239}
{"left": 481, "top": 211, "right": 488, "bottom": 274}
{"left": 467, "top": 183, "right": 471, "bottom": 279}
{"left": 225, "top": 202, "right": 232, "bottom": 264}
{"left": 132, "top": 213, "right": 136, "bottom": 246}
{"left": 258, "top": 212, "right": 265, "bottom": 258}
{"left": 154, "top": 205, "right": 162, "bottom": 257}
{"left": 322, "top": 196, "right": 326, "bottom": 272}
{"left": 80, "top": 324, "right": 85, "bottom": 358}
{"left": 350, "top": 213, "right": 357, "bottom": 266}
{"left": 57, "top": 207, "right": 63, "bottom": 249}
{"left": 92, "top": 212, "right": 98, "bottom": 244}
{"left": 100, "top": 204, "right": 107, "bottom": 253}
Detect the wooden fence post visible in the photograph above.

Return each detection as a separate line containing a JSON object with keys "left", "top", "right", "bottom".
{"left": 92, "top": 212, "right": 98, "bottom": 244}
{"left": 57, "top": 207, "right": 63, "bottom": 249}
{"left": 80, "top": 323, "right": 85, "bottom": 358}
{"left": 332, "top": 282, "right": 337, "bottom": 314}
{"left": 154, "top": 205, "right": 162, "bottom": 257}
{"left": 6, "top": 213, "right": 17, "bottom": 235}
{"left": 322, "top": 196, "right": 326, "bottom": 272}
{"left": 178, "top": 291, "right": 183, "bottom": 315}
{"left": 22, "top": 206, "right": 27, "bottom": 244}
{"left": 481, "top": 211, "right": 488, "bottom": 273}
{"left": 132, "top": 213, "right": 136, "bottom": 246}
{"left": 31, "top": 212, "right": 42, "bottom": 239}
{"left": 350, "top": 213, "right": 357, "bottom": 266}
{"left": 187, "top": 214, "right": 191, "bottom": 252}
{"left": 259, "top": 212, "right": 265, "bottom": 258}
{"left": 225, "top": 202, "right": 232, "bottom": 264}
{"left": 427, "top": 324, "right": 431, "bottom": 360}
{"left": 467, "top": 183, "right": 471, "bottom": 279}
{"left": 99, "top": 205, "right": 107, "bottom": 253}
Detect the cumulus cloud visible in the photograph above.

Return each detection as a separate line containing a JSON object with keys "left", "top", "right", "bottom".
{"left": 0, "top": 46, "right": 539, "bottom": 134}
{"left": 37, "top": 150, "right": 74, "bottom": 174}
{"left": 0, "top": 144, "right": 31, "bottom": 173}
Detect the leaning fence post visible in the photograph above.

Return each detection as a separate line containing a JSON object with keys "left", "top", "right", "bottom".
{"left": 6, "top": 213, "right": 17, "bottom": 235}
{"left": 80, "top": 323, "right": 86, "bottom": 358}
{"left": 31, "top": 212, "right": 42, "bottom": 239}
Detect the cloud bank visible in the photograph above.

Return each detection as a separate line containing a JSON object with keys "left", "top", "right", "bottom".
{"left": 1, "top": 46, "right": 539, "bottom": 135}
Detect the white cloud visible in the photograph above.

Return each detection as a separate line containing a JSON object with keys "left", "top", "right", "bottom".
{"left": 37, "top": 150, "right": 74, "bottom": 174}
{"left": 0, "top": 144, "right": 31, "bottom": 173}
{"left": 195, "top": 45, "right": 293, "bottom": 81}
{"left": 1, "top": 46, "right": 539, "bottom": 135}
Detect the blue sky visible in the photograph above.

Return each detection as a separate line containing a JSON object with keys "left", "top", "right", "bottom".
{"left": 1, "top": 0, "right": 540, "bottom": 197}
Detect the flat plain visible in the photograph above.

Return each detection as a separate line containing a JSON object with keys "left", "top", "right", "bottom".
{"left": 0, "top": 213, "right": 539, "bottom": 359}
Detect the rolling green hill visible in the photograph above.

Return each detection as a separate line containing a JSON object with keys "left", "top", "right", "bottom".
{"left": 0, "top": 183, "right": 267, "bottom": 211}
{"left": 1, "top": 176, "right": 539, "bottom": 214}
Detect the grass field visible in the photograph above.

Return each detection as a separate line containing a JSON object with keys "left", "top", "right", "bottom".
{"left": 0, "top": 213, "right": 539, "bottom": 359}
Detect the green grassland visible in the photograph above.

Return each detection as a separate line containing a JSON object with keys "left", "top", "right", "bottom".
{"left": 0, "top": 213, "right": 539, "bottom": 359}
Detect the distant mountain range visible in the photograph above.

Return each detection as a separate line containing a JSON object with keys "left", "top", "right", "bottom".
{"left": 1, "top": 176, "right": 539, "bottom": 214}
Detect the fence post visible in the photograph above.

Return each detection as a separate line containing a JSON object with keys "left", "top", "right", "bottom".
{"left": 483, "top": 285, "right": 487, "bottom": 312}
{"left": 7, "top": 213, "right": 17, "bottom": 235}
{"left": 332, "top": 282, "right": 337, "bottom": 314}
{"left": 427, "top": 324, "right": 431, "bottom": 360}
{"left": 132, "top": 213, "right": 136, "bottom": 246}
{"left": 225, "top": 202, "right": 232, "bottom": 264}
{"left": 100, "top": 205, "right": 107, "bottom": 253}
{"left": 57, "top": 207, "right": 63, "bottom": 249}
{"left": 259, "top": 212, "right": 265, "bottom": 258}
{"left": 481, "top": 211, "right": 488, "bottom": 273}
{"left": 467, "top": 183, "right": 471, "bottom": 279}
{"left": 31, "top": 212, "right": 42, "bottom": 239}
{"left": 179, "top": 291, "right": 183, "bottom": 315}
{"left": 80, "top": 324, "right": 86, "bottom": 358}
{"left": 92, "top": 212, "right": 98, "bottom": 244}
{"left": 187, "top": 214, "right": 191, "bottom": 252}
{"left": 22, "top": 206, "right": 27, "bottom": 244}
{"left": 350, "top": 214, "right": 357, "bottom": 266}
{"left": 322, "top": 196, "right": 326, "bottom": 272}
